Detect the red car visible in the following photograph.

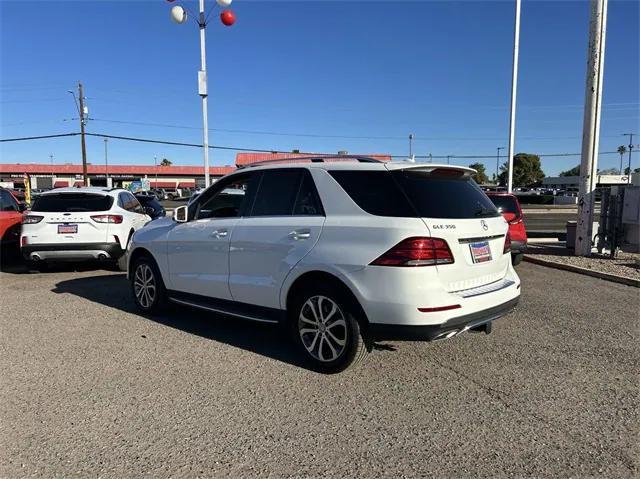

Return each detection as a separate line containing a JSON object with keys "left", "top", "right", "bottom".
{"left": 0, "top": 187, "right": 27, "bottom": 252}
{"left": 487, "top": 192, "right": 527, "bottom": 265}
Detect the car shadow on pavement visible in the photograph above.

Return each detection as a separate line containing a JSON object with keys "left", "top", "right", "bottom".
{"left": 52, "top": 274, "right": 309, "bottom": 370}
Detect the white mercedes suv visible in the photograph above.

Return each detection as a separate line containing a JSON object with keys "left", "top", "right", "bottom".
{"left": 21, "top": 187, "right": 151, "bottom": 269}
{"left": 127, "top": 158, "right": 520, "bottom": 373}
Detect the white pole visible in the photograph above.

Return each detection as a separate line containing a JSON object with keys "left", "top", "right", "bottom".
{"left": 199, "top": 0, "right": 210, "bottom": 188}
{"left": 506, "top": 0, "right": 521, "bottom": 194}
{"left": 576, "top": 0, "right": 608, "bottom": 256}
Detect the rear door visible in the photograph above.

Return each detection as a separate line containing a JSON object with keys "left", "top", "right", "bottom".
{"left": 28, "top": 193, "right": 113, "bottom": 244}
{"left": 389, "top": 167, "right": 510, "bottom": 292}
{"left": 229, "top": 169, "right": 325, "bottom": 309}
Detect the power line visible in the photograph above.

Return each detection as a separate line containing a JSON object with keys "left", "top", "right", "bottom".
{"left": 0, "top": 133, "right": 79, "bottom": 142}
{"left": 2, "top": 130, "right": 639, "bottom": 160}
{"left": 88, "top": 117, "right": 626, "bottom": 142}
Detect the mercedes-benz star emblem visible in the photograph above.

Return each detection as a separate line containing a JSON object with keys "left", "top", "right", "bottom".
{"left": 481, "top": 220, "right": 488, "bottom": 231}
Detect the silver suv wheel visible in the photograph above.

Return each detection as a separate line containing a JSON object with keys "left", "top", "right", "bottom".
{"left": 133, "top": 263, "right": 156, "bottom": 309}
{"left": 298, "top": 295, "right": 348, "bottom": 362}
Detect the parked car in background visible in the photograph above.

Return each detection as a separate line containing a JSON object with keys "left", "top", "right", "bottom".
{"left": 128, "top": 159, "right": 520, "bottom": 373}
{"left": 135, "top": 194, "right": 166, "bottom": 220}
{"left": 21, "top": 187, "right": 151, "bottom": 270}
{"left": 0, "top": 187, "right": 27, "bottom": 254}
{"left": 487, "top": 192, "right": 527, "bottom": 265}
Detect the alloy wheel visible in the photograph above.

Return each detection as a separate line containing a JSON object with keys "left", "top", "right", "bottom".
{"left": 298, "top": 295, "right": 348, "bottom": 362}
{"left": 133, "top": 263, "right": 156, "bottom": 309}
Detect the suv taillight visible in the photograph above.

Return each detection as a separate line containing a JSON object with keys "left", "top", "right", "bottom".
{"left": 371, "top": 237, "right": 454, "bottom": 267}
{"left": 91, "top": 214, "right": 123, "bottom": 224}
{"left": 22, "top": 215, "right": 43, "bottom": 224}
{"left": 504, "top": 233, "right": 511, "bottom": 254}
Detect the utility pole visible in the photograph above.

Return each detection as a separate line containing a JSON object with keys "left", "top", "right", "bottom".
{"left": 446, "top": 155, "right": 451, "bottom": 165}
{"left": 78, "top": 83, "right": 88, "bottom": 185}
{"left": 104, "top": 138, "right": 109, "bottom": 186}
{"left": 496, "top": 147, "right": 505, "bottom": 185}
{"left": 623, "top": 133, "right": 634, "bottom": 182}
{"left": 49, "top": 154, "right": 54, "bottom": 167}
{"left": 506, "top": 0, "right": 521, "bottom": 194}
{"left": 576, "top": 0, "right": 608, "bottom": 256}
{"left": 408, "top": 133, "right": 414, "bottom": 159}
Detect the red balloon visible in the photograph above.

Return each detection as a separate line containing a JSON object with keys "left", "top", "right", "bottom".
{"left": 220, "top": 9, "right": 235, "bottom": 26}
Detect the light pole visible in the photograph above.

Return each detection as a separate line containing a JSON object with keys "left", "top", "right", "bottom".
{"left": 154, "top": 156, "right": 158, "bottom": 188}
{"left": 496, "top": 147, "right": 505, "bottom": 185}
{"left": 506, "top": 0, "right": 521, "bottom": 194}
{"left": 168, "top": 0, "right": 236, "bottom": 188}
{"left": 623, "top": 133, "right": 634, "bottom": 182}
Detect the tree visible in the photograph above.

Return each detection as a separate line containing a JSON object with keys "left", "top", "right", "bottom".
{"left": 559, "top": 165, "right": 581, "bottom": 177}
{"left": 617, "top": 145, "right": 627, "bottom": 174}
{"left": 159, "top": 158, "right": 172, "bottom": 166}
{"left": 468, "top": 162, "right": 489, "bottom": 184}
{"left": 598, "top": 168, "right": 619, "bottom": 175}
{"left": 624, "top": 167, "right": 640, "bottom": 175}
{"left": 497, "top": 153, "right": 545, "bottom": 187}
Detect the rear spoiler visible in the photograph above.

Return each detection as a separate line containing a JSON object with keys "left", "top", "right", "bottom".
{"left": 384, "top": 163, "right": 475, "bottom": 177}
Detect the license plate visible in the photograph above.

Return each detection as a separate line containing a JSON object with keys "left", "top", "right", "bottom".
{"left": 470, "top": 241, "right": 492, "bottom": 263}
{"left": 58, "top": 224, "right": 78, "bottom": 234}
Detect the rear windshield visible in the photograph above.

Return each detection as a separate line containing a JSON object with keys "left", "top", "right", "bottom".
{"left": 488, "top": 195, "right": 520, "bottom": 216}
{"left": 329, "top": 170, "right": 500, "bottom": 219}
{"left": 31, "top": 193, "right": 113, "bottom": 212}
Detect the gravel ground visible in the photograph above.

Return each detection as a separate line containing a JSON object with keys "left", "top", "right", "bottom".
{"left": 526, "top": 245, "right": 640, "bottom": 280}
{"left": 0, "top": 262, "right": 638, "bottom": 478}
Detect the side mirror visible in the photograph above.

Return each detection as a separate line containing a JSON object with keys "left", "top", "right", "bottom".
{"left": 144, "top": 206, "right": 155, "bottom": 216}
{"left": 18, "top": 203, "right": 27, "bottom": 212}
{"left": 174, "top": 205, "right": 188, "bottom": 223}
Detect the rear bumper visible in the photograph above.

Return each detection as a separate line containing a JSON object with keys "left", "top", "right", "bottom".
{"left": 368, "top": 296, "right": 520, "bottom": 341}
{"left": 22, "top": 242, "right": 125, "bottom": 261}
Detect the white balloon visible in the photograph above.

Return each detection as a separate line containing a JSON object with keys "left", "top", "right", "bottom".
{"left": 216, "top": 0, "right": 232, "bottom": 7}
{"left": 170, "top": 5, "right": 187, "bottom": 24}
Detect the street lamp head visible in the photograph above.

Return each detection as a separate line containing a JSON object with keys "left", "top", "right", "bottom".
{"left": 170, "top": 5, "right": 188, "bottom": 24}
{"left": 220, "top": 9, "right": 236, "bottom": 26}
{"left": 216, "top": 0, "right": 233, "bottom": 7}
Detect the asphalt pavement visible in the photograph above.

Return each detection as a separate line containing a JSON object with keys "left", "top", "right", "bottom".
{"left": 0, "top": 262, "right": 637, "bottom": 477}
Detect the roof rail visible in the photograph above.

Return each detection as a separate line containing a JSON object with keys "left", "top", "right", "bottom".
{"left": 237, "top": 155, "right": 384, "bottom": 169}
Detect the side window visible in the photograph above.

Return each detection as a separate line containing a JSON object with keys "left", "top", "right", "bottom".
{"left": 118, "top": 192, "right": 129, "bottom": 210}
{"left": 196, "top": 174, "right": 255, "bottom": 220}
{"left": 0, "top": 190, "right": 17, "bottom": 212}
{"left": 126, "top": 193, "right": 144, "bottom": 214}
{"left": 251, "top": 169, "right": 303, "bottom": 217}
{"left": 293, "top": 171, "right": 324, "bottom": 216}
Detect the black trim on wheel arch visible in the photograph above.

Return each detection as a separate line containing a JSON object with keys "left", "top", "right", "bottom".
{"left": 368, "top": 296, "right": 520, "bottom": 341}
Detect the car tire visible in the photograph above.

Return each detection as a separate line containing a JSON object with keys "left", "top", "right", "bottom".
{"left": 289, "top": 284, "right": 369, "bottom": 374}
{"left": 512, "top": 253, "right": 523, "bottom": 266}
{"left": 131, "top": 255, "right": 168, "bottom": 314}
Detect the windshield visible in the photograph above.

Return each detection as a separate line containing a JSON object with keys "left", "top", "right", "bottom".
{"left": 31, "top": 193, "right": 113, "bottom": 212}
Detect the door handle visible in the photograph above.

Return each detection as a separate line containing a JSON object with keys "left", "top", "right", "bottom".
{"left": 211, "top": 229, "right": 228, "bottom": 238}
{"left": 289, "top": 229, "right": 311, "bottom": 240}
